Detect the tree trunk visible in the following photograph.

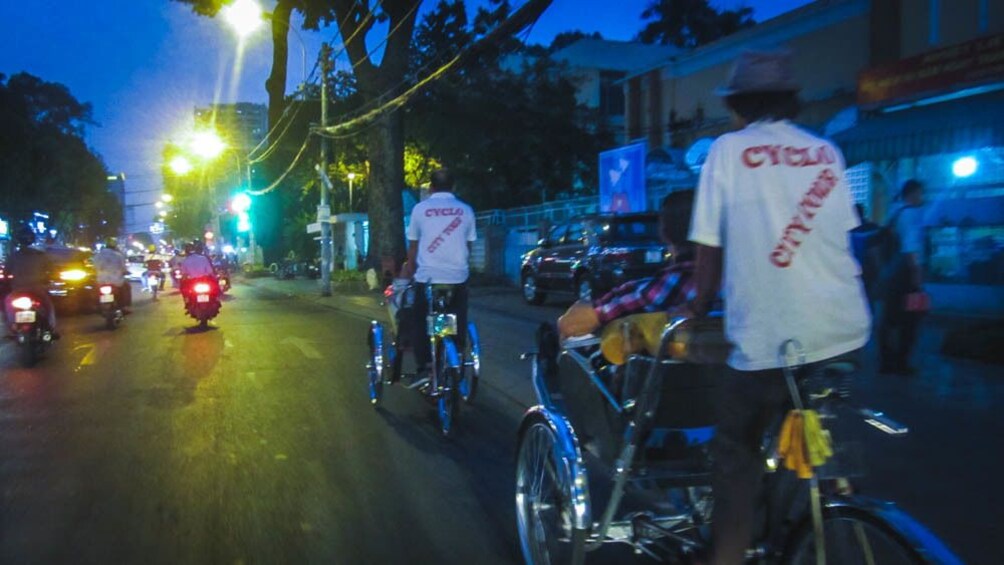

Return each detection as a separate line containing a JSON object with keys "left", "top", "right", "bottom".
{"left": 365, "top": 110, "right": 406, "bottom": 273}
{"left": 265, "top": 0, "right": 292, "bottom": 131}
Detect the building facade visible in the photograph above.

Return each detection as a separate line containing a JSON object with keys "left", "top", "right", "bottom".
{"left": 550, "top": 39, "right": 680, "bottom": 146}
{"left": 835, "top": 0, "right": 1004, "bottom": 315}
{"left": 622, "top": 0, "right": 1004, "bottom": 315}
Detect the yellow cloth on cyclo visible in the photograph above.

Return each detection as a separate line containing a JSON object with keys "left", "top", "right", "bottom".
{"left": 778, "top": 409, "right": 833, "bottom": 479}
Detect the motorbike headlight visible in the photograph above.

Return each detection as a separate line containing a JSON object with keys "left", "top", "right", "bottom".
{"left": 59, "top": 269, "right": 88, "bottom": 282}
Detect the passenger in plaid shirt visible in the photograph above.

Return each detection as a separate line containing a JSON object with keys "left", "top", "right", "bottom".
{"left": 559, "top": 190, "right": 696, "bottom": 338}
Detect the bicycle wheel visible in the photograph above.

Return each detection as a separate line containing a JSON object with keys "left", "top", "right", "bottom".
{"left": 783, "top": 506, "right": 924, "bottom": 565}
{"left": 435, "top": 338, "right": 459, "bottom": 436}
{"left": 459, "top": 322, "right": 480, "bottom": 404}
{"left": 515, "top": 413, "right": 587, "bottom": 565}
{"left": 367, "top": 322, "right": 385, "bottom": 406}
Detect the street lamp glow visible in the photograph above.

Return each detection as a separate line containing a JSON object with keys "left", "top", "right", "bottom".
{"left": 347, "top": 172, "right": 357, "bottom": 181}
{"left": 161, "top": 193, "right": 174, "bottom": 203}
{"left": 189, "top": 130, "right": 226, "bottom": 160}
{"left": 155, "top": 201, "right": 164, "bottom": 209}
{"left": 158, "top": 210, "right": 168, "bottom": 218}
{"left": 169, "top": 155, "right": 194, "bottom": 175}
{"left": 952, "top": 156, "right": 978, "bottom": 178}
{"left": 223, "top": 0, "right": 264, "bottom": 38}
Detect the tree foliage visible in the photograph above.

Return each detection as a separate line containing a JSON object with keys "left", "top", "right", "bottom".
{"left": 0, "top": 73, "right": 121, "bottom": 244}
{"left": 637, "top": 0, "right": 754, "bottom": 48}
{"left": 405, "top": 1, "right": 610, "bottom": 209}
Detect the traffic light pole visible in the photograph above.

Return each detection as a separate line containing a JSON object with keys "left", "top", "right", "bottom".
{"left": 318, "top": 43, "right": 333, "bottom": 297}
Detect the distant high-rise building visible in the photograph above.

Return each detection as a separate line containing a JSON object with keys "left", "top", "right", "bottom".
{"left": 193, "top": 103, "right": 268, "bottom": 152}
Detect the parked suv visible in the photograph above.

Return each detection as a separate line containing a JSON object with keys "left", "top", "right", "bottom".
{"left": 520, "top": 212, "right": 667, "bottom": 305}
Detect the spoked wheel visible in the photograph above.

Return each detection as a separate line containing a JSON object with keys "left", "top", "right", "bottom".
{"left": 459, "top": 322, "right": 480, "bottom": 404}
{"left": 783, "top": 507, "right": 926, "bottom": 565}
{"left": 516, "top": 415, "right": 588, "bottom": 565}
{"left": 367, "top": 322, "right": 385, "bottom": 406}
{"left": 435, "top": 338, "right": 459, "bottom": 437}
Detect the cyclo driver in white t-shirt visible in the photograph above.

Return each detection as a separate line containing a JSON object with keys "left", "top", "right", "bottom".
{"left": 401, "top": 168, "right": 477, "bottom": 380}
{"left": 683, "top": 51, "right": 870, "bottom": 564}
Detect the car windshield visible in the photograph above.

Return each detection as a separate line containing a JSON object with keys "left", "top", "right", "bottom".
{"left": 597, "top": 218, "right": 660, "bottom": 243}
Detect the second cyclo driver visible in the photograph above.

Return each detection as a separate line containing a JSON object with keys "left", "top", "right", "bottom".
{"left": 401, "top": 168, "right": 477, "bottom": 381}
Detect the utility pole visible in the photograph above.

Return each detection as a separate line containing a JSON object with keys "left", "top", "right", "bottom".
{"left": 318, "top": 43, "right": 333, "bottom": 296}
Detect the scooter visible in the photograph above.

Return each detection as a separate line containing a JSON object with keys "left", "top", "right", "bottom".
{"left": 8, "top": 293, "right": 54, "bottom": 366}
{"left": 182, "top": 277, "right": 221, "bottom": 329}
{"left": 97, "top": 284, "right": 124, "bottom": 330}
{"left": 147, "top": 270, "right": 165, "bottom": 300}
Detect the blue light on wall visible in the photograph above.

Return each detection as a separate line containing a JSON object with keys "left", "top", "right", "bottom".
{"left": 952, "top": 156, "right": 978, "bottom": 178}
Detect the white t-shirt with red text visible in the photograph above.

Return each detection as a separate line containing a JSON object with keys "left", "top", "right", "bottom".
{"left": 407, "top": 191, "right": 477, "bottom": 284}
{"left": 689, "top": 120, "right": 870, "bottom": 371}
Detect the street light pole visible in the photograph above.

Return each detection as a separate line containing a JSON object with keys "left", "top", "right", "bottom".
{"left": 348, "top": 172, "right": 356, "bottom": 212}
{"left": 319, "top": 43, "right": 333, "bottom": 297}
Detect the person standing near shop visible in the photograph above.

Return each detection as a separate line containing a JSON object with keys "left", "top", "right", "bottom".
{"left": 684, "top": 50, "right": 871, "bottom": 564}
{"left": 878, "top": 179, "right": 926, "bottom": 375}
{"left": 851, "top": 203, "right": 882, "bottom": 312}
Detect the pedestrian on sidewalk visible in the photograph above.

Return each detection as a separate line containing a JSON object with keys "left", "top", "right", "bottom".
{"left": 877, "top": 179, "right": 928, "bottom": 375}
{"left": 850, "top": 203, "right": 882, "bottom": 313}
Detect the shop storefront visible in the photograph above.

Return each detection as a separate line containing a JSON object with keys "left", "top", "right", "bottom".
{"left": 834, "top": 33, "right": 1004, "bottom": 316}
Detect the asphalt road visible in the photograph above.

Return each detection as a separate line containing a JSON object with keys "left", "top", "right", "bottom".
{"left": 0, "top": 281, "right": 999, "bottom": 564}
{"left": 0, "top": 283, "right": 528, "bottom": 564}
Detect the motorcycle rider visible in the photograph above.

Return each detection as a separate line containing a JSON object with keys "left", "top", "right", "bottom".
{"left": 94, "top": 237, "right": 131, "bottom": 312}
{"left": 684, "top": 50, "right": 870, "bottom": 564}
{"left": 3, "top": 226, "right": 58, "bottom": 337}
{"left": 143, "top": 245, "right": 165, "bottom": 292}
{"left": 400, "top": 168, "right": 476, "bottom": 381}
{"left": 168, "top": 249, "right": 184, "bottom": 287}
{"left": 179, "top": 242, "right": 216, "bottom": 300}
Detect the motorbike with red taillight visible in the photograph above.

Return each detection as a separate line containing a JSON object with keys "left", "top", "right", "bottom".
{"left": 8, "top": 293, "right": 54, "bottom": 366}
{"left": 97, "top": 284, "right": 124, "bottom": 330}
{"left": 182, "top": 277, "right": 221, "bottom": 329}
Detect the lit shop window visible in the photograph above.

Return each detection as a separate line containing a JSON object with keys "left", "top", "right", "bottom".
{"left": 927, "top": 225, "right": 1004, "bottom": 286}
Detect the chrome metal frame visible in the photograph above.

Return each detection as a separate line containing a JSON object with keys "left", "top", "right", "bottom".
{"left": 516, "top": 319, "right": 952, "bottom": 563}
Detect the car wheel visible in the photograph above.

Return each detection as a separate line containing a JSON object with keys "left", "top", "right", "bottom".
{"left": 522, "top": 273, "right": 546, "bottom": 305}
{"left": 576, "top": 275, "right": 593, "bottom": 302}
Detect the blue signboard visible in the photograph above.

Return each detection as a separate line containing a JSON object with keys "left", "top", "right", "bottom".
{"left": 599, "top": 142, "right": 646, "bottom": 213}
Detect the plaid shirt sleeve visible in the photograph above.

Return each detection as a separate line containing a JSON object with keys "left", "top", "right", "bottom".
{"left": 592, "top": 262, "right": 695, "bottom": 325}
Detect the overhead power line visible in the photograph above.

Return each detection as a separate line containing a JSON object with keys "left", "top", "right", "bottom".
{"left": 245, "top": 0, "right": 389, "bottom": 164}
{"left": 314, "top": 0, "right": 552, "bottom": 138}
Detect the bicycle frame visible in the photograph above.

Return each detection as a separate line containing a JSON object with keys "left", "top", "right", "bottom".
{"left": 519, "top": 319, "right": 963, "bottom": 563}
{"left": 426, "top": 285, "right": 462, "bottom": 398}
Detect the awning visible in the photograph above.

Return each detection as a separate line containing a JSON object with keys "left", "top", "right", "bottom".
{"left": 833, "top": 92, "right": 1004, "bottom": 165}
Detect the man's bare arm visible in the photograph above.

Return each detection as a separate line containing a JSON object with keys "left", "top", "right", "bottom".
{"left": 402, "top": 241, "right": 419, "bottom": 279}
{"left": 689, "top": 244, "right": 723, "bottom": 316}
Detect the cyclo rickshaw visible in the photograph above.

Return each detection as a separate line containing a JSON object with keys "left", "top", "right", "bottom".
{"left": 515, "top": 315, "right": 962, "bottom": 564}
{"left": 367, "top": 279, "right": 481, "bottom": 436}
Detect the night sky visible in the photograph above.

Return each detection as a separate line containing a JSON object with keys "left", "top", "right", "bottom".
{"left": 0, "top": 0, "right": 811, "bottom": 208}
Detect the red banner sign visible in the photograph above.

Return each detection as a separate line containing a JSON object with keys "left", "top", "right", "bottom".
{"left": 858, "top": 33, "right": 1004, "bottom": 107}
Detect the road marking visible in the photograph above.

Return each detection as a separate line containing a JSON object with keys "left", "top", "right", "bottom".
{"left": 75, "top": 344, "right": 98, "bottom": 368}
{"left": 280, "top": 336, "right": 322, "bottom": 360}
